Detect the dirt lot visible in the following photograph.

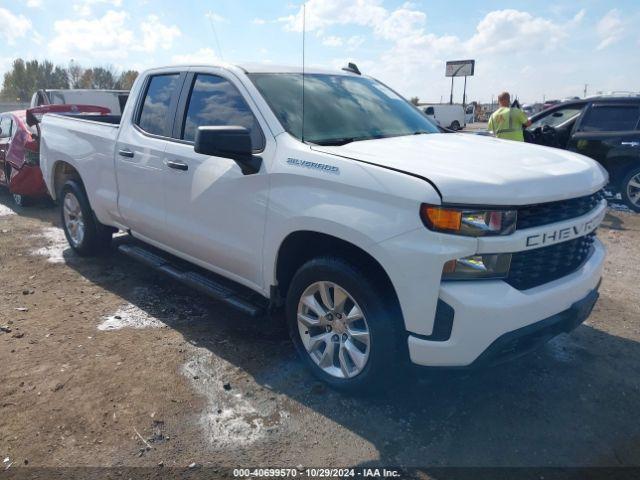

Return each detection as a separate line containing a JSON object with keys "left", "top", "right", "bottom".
{"left": 1, "top": 190, "right": 639, "bottom": 473}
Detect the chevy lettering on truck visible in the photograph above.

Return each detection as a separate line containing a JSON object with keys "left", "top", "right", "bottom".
{"left": 525, "top": 209, "right": 605, "bottom": 247}
{"left": 38, "top": 63, "right": 608, "bottom": 392}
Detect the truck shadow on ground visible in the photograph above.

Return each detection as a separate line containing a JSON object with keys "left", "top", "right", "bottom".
{"left": 57, "top": 234, "right": 640, "bottom": 471}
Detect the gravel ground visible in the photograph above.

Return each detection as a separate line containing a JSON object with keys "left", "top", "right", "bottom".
{"left": 1, "top": 190, "right": 639, "bottom": 473}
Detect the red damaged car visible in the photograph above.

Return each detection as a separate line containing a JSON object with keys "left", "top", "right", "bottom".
{"left": 0, "top": 104, "right": 109, "bottom": 206}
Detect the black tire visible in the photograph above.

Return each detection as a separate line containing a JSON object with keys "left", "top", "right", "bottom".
{"left": 286, "top": 256, "right": 404, "bottom": 393}
{"left": 450, "top": 120, "right": 461, "bottom": 131}
{"left": 621, "top": 166, "right": 640, "bottom": 212}
{"left": 60, "top": 180, "right": 113, "bottom": 256}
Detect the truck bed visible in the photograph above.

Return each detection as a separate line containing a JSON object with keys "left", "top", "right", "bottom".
{"left": 39, "top": 113, "right": 121, "bottom": 226}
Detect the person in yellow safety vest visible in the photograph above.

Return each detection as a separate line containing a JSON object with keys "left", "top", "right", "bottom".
{"left": 488, "top": 91, "right": 532, "bottom": 141}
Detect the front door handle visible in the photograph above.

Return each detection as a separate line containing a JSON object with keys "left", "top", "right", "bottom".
{"left": 167, "top": 160, "right": 188, "bottom": 171}
{"left": 118, "top": 149, "right": 134, "bottom": 158}
{"left": 621, "top": 141, "right": 640, "bottom": 147}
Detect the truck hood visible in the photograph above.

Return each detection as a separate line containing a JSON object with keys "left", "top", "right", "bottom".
{"left": 313, "top": 133, "right": 608, "bottom": 205}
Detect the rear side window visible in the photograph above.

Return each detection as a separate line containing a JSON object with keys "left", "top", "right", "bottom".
{"left": 579, "top": 105, "right": 640, "bottom": 132}
{"left": 137, "top": 74, "right": 181, "bottom": 136}
{"left": 181, "top": 74, "right": 264, "bottom": 150}
{"left": 425, "top": 107, "right": 434, "bottom": 115}
{"left": 0, "top": 116, "right": 12, "bottom": 138}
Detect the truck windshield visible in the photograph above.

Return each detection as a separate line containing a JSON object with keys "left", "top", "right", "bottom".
{"left": 249, "top": 73, "right": 439, "bottom": 145}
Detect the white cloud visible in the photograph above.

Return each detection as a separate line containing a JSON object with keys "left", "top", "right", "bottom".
{"left": 48, "top": 10, "right": 180, "bottom": 60}
{"left": 0, "top": 8, "right": 32, "bottom": 45}
{"left": 206, "top": 11, "right": 228, "bottom": 23}
{"left": 49, "top": 10, "right": 133, "bottom": 59}
{"left": 322, "top": 35, "right": 343, "bottom": 47}
{"left": 26, "top": 0, "right": 43, "bottom": 7}
{"left": 252, "top": 18, "right": 266, "bottom": 25}
{"left": 596, "top": 9, "right": 624, "bottom": 50}
{"left": 138, "top": 14, "right": 181, "bottom": 52}
{"left": 374, "top": 5, "right": 426, "bottom": 41}
{"left": 346, "top": 35, "right": 365, "bottom": 51}
{"left": 465, "top": 9, "right": 568, "bottom": 54}
{"left": 279, "top": 0, "right": 387, "bottom": 32}
{"left": 73, "top": 0, "right": 123, "bottom": 17}
{"left": 171, "top": 47, "right": 220, "bottom": 65}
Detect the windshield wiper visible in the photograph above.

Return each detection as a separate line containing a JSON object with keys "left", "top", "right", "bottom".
{"left": 312, "top": 137, "right": 357, "bottom": 146}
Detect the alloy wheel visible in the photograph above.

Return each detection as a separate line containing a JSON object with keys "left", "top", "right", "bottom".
{"left": 627, "top": 173, "right": 640, "bottom": 208}
{"left": 297, "top": 281, "right": 371, "bottom": 379}
{"left": 63, "top": 192, "right": 85, "bottom": 247}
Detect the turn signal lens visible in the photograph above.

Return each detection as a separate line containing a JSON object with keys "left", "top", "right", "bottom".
{"left": 422, "top": 206, "right": 461, "bottom": 232}
{"left": 421, "top": 204, "right": 517, "bottom": 236}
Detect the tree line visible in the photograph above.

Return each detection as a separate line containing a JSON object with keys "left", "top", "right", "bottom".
{"left": 1, "top": 59, "right": 139, "bottom": 102}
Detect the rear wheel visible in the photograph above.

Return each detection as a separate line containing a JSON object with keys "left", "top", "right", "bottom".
{"left": 286, "top": 256, "right": 403, "bottom": 393}
{"left": 621, "top": 166, "right": 640, "bottom": 212}
{"left": 60, "top": 180, "right": 113, "bottom": 256}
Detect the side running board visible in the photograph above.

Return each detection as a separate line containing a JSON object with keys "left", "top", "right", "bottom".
{"left": 118, "top": 244, "right": 267, "bottom": 317}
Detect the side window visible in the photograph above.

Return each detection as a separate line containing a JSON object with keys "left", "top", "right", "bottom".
{"left": 425, "top": 107, "right": 435, "bottom": 115}
{"left": 0, "top": 117, "right": 11, "bottom": 139}
{"left": 182, "top": 74, "right": 265, "bottom": 151}
{"left": 529, "top": 106, "right": 584, "bottom": 130}
{"left": 137, "top": 74, "right": 181, "bottom": 136}
{"left": 579, "top": 105, "right": 640, "bottom": 132}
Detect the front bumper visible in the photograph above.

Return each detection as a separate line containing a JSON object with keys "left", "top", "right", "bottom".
{"left": 407, "top": 238, "right": 605, "bottom": 367}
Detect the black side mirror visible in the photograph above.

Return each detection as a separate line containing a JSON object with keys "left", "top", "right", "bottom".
{"left": 194, "top": 126, "right": 262, "bottom": 175}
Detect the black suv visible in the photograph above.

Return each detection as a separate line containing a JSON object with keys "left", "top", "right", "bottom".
{"left": 525, "top": 96, "right": 640, "bottom": 211}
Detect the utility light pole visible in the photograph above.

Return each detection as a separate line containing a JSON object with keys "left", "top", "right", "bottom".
{"left": 584, "top": 84, "right": 588, "bottom": 98}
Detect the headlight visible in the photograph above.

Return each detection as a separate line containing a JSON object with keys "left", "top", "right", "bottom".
{"left": 442, "top": 253, "right": 512, "bottom": 280}
{"left": 420, "top": 205, "right": 517, "bottom": 236}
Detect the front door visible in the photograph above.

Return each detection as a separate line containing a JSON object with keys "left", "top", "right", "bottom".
{"left": 162, "top": 71, "right": 271, "bottom": 289}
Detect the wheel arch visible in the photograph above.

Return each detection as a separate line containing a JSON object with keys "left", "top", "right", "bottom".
{"left": 51, "top": 160, "right": 82, "bottom": 201}
{"left": 273, "top": 230, "right": 401, "bottom": 312}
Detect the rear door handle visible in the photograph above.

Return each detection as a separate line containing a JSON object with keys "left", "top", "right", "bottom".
{"left": 167, "top": 160, "right": 188, "bottom": 171}
{"left": 621, "top": 141, "right": 640, "bottom": 147}
{"left": 118, "top": 149, "right": 134, "bottom": 158}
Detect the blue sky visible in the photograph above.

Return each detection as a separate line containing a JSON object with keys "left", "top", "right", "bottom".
{"left": 1, "top": 0, "right": 639, "bottom": 103}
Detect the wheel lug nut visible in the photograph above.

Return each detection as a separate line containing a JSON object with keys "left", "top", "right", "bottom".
{"left": 326, "top": 326, "right": 332, "bottom": 333}
{"left": 332, "top": 334, "right": 339, "bottom": 342}
{"left": 342, "top": 333, "right": 348, "bottom": 342}
{"left": 336, "top": 313, "right": 342, "bottom": 319}
{"left": 326, "top": 313, "right": 333, "bottom": 321}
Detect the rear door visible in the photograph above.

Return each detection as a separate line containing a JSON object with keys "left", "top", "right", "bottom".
{"left": 115, "top": 71, "right": 186, "bottom": 243}
{"left": 568, "top": 103, "right": 640, "bottom": 176}
{"left": 161, "top": 69, "right": 272, "bottom": 289}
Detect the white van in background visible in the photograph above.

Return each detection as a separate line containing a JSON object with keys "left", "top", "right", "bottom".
{"left": 422, "top": 104, "right": 466, "bottom": 130}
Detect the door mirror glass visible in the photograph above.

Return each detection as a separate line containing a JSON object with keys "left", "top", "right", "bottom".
{"left": 194, "top": 126, "right": 261, "bottom": 175}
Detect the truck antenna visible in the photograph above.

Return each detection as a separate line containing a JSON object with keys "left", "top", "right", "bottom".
{"left": 207, "top": 11, "right": 224, "bottom": 62}
{"left": 301, "top": 2, "right": 306, "bottom": 143}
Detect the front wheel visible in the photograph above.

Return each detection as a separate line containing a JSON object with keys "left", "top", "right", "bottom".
{"left": 621, "top": 166, "right": 640, "bottom": 212}
{"left": 60, "top": 180, "right": 113, "bottom": 256}
{"left": 286, "top": 257, "right": 403, "bottom": 393}
{"left": 450, "top": 120, "right": 461, "bottom": 131}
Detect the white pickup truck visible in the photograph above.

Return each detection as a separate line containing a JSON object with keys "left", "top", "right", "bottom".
{"left": 39, "top": 64, "right": 608, "bottom": 391}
